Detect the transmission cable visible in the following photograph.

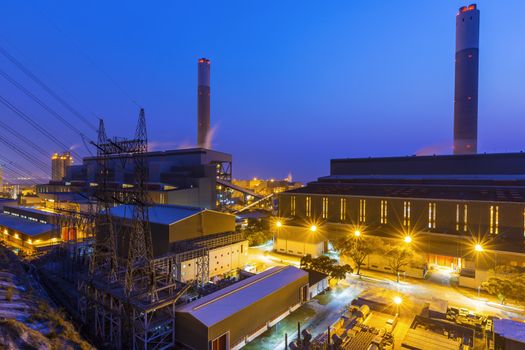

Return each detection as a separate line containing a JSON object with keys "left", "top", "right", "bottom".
{"left": 0, "top": 154, "right": 43, "bottom": 179}
{"left": 0, "top": 117, "right": 50, "bottom": 158}
{"left": 0, "top": 68, "right": 94, "bottom": 146}
{"left": 0, "top": 132, "right": 51, "bottom": 173}
{"left": 0, "top": 45, "right": 97, "bottom": 131}
{"left": 0, "top": 94, "right": 80, "bottom": 159}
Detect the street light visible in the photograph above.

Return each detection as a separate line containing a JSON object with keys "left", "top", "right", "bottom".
{"left": 474, "top": 243, "right": 484, "bottom": 252}
{"left": 403, "top": 235, "right": 412, "bottom": 244}
{"left": 354, "top": 230, "right": 361, "bottom": 237}
{"left": 394, "top": 296, "right": 402, "bottom": 316}
{"left": 310, "top": 225, "right": 317, "bottom": 232}
{"left": 276, "top": 220, "right": 282, "bottom": 228}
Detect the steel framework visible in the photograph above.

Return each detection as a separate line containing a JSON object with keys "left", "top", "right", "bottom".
{"left": 76, "top": 109, "right": 190, "bottom": 350}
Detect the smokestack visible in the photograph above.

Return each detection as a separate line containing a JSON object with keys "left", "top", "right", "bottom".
{"left": 453, "top": 4, "right": 480, "bottom": 155}
{"left": 197, "top": 58, "right": 211, "bottom": 148}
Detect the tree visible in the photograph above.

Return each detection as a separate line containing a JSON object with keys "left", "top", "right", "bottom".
{"left": 482, "top": 265, "right": 525, "bottom": 304}
{"left": 330, "top": 264, "right": 353, "bottom": 281}
{"left": 334, "top": 236, "right": 382, "bottom": 275}
{"left": 310, "top": 255, "right": 337, "bottom": 275}
{"left": 300, "top": 254, "right": 352, "bottom": 282}
{"left": 384, "top": 245, "right": 415, "bottom": 283}
{"left": 482, "top": 277, "right": 515, "bottom": 304}
{"left": 300, "top": 254, "right": 314, "bottom": 270}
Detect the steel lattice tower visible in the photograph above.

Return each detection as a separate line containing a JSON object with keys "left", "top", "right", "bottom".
{"left": 89, "top": 118, "right": 119, "bottom": 283}
{"left": 124, "top": 108, "right": 156, "bottom": 298}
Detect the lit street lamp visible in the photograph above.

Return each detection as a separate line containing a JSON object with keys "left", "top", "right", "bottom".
{"left": 310, "top": 225, "right": 317, "bottom": 232}
{"left": 354, "top": 230, "right": 361, "bottom": 237}
{"left": 394, "top": 296, "right": 402, "bottom": 315}
{"left": 474, "top": 243, "right": 483, "bottom": 252}
{"left": 403, "top": 235, "right": 412, "bottom": 244}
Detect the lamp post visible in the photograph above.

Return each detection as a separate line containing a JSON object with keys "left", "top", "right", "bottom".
{"left": 474, "top": 243, "right": 483, "bottom": 285}
{"left": 394, "top": 296, "right": 402, "bottom": 316}
{"left": 274, "top": 220, "right": 282, "bottom": 246}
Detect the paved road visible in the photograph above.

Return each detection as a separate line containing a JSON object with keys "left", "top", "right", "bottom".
{"left": 244, "top": 245, "right": 525, "bottom": 349}
{"left": 244, "top": 282, "right": 362, "bottom": 350}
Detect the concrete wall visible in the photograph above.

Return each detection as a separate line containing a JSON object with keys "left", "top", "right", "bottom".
{"left": 309, "top": 278, "right": 329, "bottom": 299}
{"left": 175, "top": 314, "right": 208, "bottom": 350}
{"left": 274, "top": 237, "right": 324, "bottom": 257}
{"left": 459, "top": 269, "right": 493, "bottom": 289}
{"left": 178, "top": 240, "right": 249, "bottom": 283}
{"left": 341, "top": 253, "right": 426, "bottom": 279}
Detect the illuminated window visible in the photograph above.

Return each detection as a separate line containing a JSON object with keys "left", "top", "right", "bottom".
{"left": 403, "top": 201, "right": 411, "bottom": 227}
{"left": 305, "top": 197, "right": 311, "bottom": 217}
{"left": 463, "top": 204, "right": 468, "bottom": 232}
{"left": 456, "top": 204, "right": 460, "bottom": 231}
{"left": 340, "top": 198, "right": 347, "bottom": 221}
{"left": 428, "top": 202, "right": 436, "bottom": 229}
{"left": 490, "top": 205, "right": 499, "bottom": 234}
{"left": 290, "top": 196, "right": 296, "bottom": 216}
{"left": 380, "top": 200, "right": 388, "bottom": 224}
{"left": 322, "top": 197, "right": 328, "bottom": 219}
{"left": 359, "top": 199, "right": 366, "bottom": 223}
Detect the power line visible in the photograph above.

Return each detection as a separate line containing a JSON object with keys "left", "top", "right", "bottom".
{"left": 0, "top": 154, "right": 42, "bottom": 179}
{"left": 0, "top": 68, "right": 92, "bottom": 139}
{"left": 0, "top": 132, "right": 50, "bottom": 175}
{"left": 0, "top": 163, "right": 41, "bottom": 184}
{"left": 0, "top": 117, "right": 50, "bottom": 159}
{"left": 0, "top": 94, "right": 81, "bottom": 159}
{"left": 0, "top": 35, "right": 102, "bottom": 121}
{"left": 0, "top": 67, "right": 95, "bottom": 149}
{"left": 0, "top": 45, "right": 98, "bottom": 131}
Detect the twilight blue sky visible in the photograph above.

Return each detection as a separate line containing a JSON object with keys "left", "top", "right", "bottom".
{"left": 0, "top": 1, "right": 524, "bottom": 183}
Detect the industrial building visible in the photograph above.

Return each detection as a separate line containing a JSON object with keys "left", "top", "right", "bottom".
{"left": 36, "top": 58, "right": 245, "bottom": 211}
{"left": 305, "top": 269, "right": 329, "bottom": 299}
{"left": 175, "top": 266, "right": 308, "bottom": 350}
{"left": 37, "top": 147, "right": 233, "bottom": 210}
{"left": 454, "top": 4, "right": 480, "bottom": 155}
{"left": 278, "top": 152, "right": 525, "bottom": 288}
{"left": 0, "top": 206, "right": 59, "bottom": 250}
{"left": 493, "top": 318, "right": 525, "bottom": 350}
{"left": 108, "top": 204, "right": 248, "bottom": 282}
{"left": 51, "top": 151, "right": 73, "bottom": 182}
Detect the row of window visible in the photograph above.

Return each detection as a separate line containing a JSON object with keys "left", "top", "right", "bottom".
{"left": 290, "top": 196, "right": 507, "bottom": 235}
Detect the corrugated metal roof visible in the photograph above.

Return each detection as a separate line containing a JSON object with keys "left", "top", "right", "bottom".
{"left": 494, "top": 319, "right": 525, "bottom": 344}
{"left": 108, "top": 204, "right": 205, "bottom": 225}
{"left": 0, "top": 213, "right": 56, "bottom": 236}
{"left": 177, "top": 266, "right": 307, "bottom": 327}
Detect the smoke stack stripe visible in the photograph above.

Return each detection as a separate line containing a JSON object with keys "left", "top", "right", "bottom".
{"left": 197, "top": 58, "right": 211, "bottom": 148}
{"left": 453, "top": 4, "right": 479, "bottom": 155}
